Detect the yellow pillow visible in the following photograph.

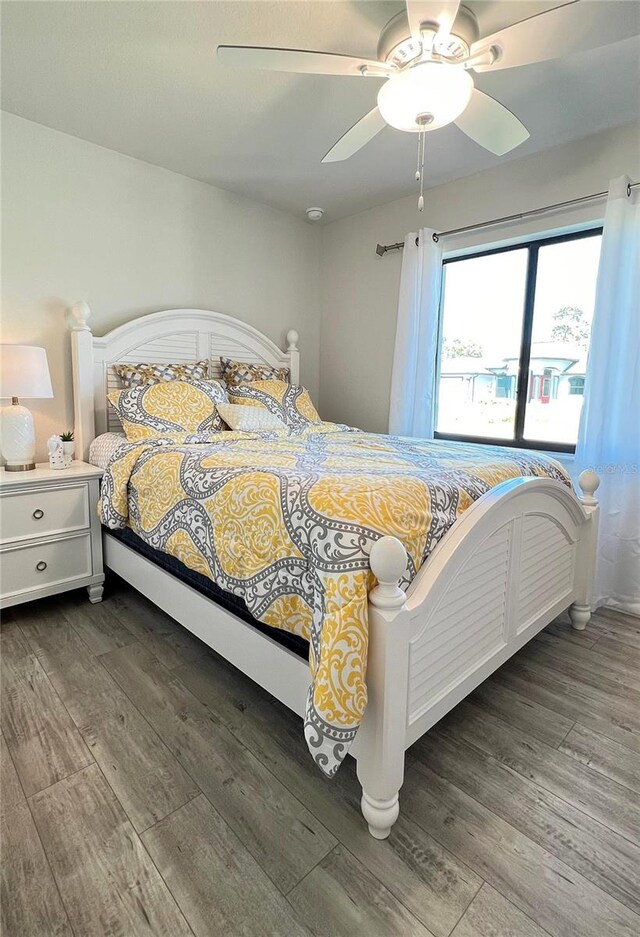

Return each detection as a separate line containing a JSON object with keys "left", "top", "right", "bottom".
{"left": 108, "top": 379, "right": 228, "bottom": 441}
{"left": 228, "top": 380, "right": 320, "bottom": 430}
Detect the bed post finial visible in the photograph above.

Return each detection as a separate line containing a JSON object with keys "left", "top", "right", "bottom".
{"left": 570, "top": 469, "right": 601, "bottom": 631}
{"left": 286, "top": 329, "right": 300, "bottom": 384}
{"left": 578, "top": 469, "right": 600, "bottom": 507}
{"left": 70, "top": 301, "right": 92, "bottom": 332}
{"left": 369, "top": 536, "right": 407, "bottom": 609}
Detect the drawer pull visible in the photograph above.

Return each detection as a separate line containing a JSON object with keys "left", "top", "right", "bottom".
{"left": 35, "top": 561, "right": 48, "bottom": 572}
{"left": 32, "top": 509, "right": 45, "bottom": 520}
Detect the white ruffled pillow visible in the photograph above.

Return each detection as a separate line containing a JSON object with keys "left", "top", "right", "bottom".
{"left": 217, "top": 403, "right": 286, "bottom": 432}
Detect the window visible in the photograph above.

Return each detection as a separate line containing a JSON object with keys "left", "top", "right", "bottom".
{"left": 495, "top": 374, "right": 514, "bottom": 398}
{"left": 435, "top": 228, "right": 602, "bottom": 452}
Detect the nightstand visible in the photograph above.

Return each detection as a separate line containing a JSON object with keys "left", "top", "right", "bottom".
{"left": 0, "top": 462, "right": 104, "bottom": 608}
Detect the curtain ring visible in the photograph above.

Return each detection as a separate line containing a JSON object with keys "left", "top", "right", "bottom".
{"left": 432, "top": 233, "right": 439, "bottom": 243}
{"left": 627, "top": 182, "right": 632, "bottom": 197}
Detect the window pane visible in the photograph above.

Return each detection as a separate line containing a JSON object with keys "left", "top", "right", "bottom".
{"left": 523, "top": 235, "right": 601, "bottom": 445}
{"left": 436, "top": 249, "right": 528, "bottom": 440}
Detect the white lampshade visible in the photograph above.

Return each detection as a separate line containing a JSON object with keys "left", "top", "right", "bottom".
{"left": 377, "top": 62, "right": 473, "bottom": 132}
{"left": 0, "top": 345, "right": 53, "bottom": 399}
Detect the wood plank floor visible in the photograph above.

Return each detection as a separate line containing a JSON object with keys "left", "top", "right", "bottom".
{"left": 2, "top": 579, "right": 639, "bottom": 937}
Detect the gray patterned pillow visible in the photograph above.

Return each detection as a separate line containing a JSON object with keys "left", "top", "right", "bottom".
{"left": 114, "top": 360, "right": 209, "bottom": 388}
{"left": 220, "top": 356, "right": 290, "bottom": 388}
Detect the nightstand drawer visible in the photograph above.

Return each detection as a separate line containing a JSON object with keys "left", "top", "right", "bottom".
{"left": 1, "top": 534, "right": 92, "bottom": 599}
{"left": 0, "top": 484, "right": 89, "bottom": 544}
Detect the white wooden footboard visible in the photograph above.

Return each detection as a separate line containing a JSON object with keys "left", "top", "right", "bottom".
{"left": 356, "top": 470, "right": 599, "bottom": 838}
{"left": 404, "top": 471, "right": 599, "bottom": 745}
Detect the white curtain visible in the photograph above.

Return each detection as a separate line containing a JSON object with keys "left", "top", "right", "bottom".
{"left": 576, "top": 175, "right": 640, "bottom": 614}
{"left": 388, "top": 229, "right": 443, "bottom": 437}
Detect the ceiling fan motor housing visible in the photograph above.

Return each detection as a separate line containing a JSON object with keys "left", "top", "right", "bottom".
{"left": 377, "top": 5, "right": 479, "bottom": 68}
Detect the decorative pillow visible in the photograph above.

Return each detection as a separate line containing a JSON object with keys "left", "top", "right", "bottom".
{"left": 220, "top": 356, "right": 290, "bottom": 388}
{"left": 114, "top": 359, "right": 209, "bottom": 388}
{"left": 228, "top": 380, "right": 320, "bottom": 431}
{"left": 217, "top": 403, "right": 287, "bottom": 433}
{"left": 108, "top": 379, "right": 228, "bottom": 441}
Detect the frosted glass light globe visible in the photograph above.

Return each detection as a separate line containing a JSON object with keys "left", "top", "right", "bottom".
{"left": 377, "top": 62, "right": 473, "bottom": 132}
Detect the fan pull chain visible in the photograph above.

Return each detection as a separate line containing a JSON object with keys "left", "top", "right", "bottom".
{"left": 417, "top": 122, "right": 427, "bottom": 212}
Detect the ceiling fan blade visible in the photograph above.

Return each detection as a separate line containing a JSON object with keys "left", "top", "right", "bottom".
{"left": 470, "top": 0, "right": 640, "bottom": 72}
{"left": 455, "top": 89, "right": 529, "bottom": 156}
{"left": 217, "top": 45, "right": 390, "bottom": 77}
{"left": 322, "top": 107, "right": 387, "bottom": 163}
{"left": 406, "top": 1, "right": 461, "bottom": 40}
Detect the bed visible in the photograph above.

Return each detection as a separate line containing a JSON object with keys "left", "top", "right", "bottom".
{"left": 70, "top": 302, "right": 600, "bottom": 839}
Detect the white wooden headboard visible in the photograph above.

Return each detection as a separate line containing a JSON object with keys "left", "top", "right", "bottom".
{"left": 69, "top": 302, "right": 300, "bottom": 461}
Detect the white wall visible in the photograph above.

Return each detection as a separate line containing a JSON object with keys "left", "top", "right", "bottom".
{"left": 1, "top": 113, "right": 320, "bottom": 459}
{"left": 3, "top": 114, "right": 639, "bottom": 459}
{"left": 319, "top": 121, "right": 640, "bottom": 433}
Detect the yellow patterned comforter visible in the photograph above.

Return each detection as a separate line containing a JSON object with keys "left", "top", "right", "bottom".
{"left": 99, "top": 424, "right": 570, "bottom": 775}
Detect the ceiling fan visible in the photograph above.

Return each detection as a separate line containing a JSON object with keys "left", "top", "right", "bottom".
{"left": 218, "top": 0, "right": 636, "bottom": 164}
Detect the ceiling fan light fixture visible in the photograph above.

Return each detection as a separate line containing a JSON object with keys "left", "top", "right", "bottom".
{"left": 377, "top": 62, "right": 473, "bottom": 132}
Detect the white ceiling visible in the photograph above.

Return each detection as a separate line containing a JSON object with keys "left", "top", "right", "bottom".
{"left": 2, "top": 1, "right": 639, "bottom": 221}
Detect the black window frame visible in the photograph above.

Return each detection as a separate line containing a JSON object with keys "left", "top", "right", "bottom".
{"left": 434, "top": 226, "right": 603, "bottom": 454}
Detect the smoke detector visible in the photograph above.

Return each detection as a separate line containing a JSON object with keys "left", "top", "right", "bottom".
{"left": 306, "top": 207, "right": 325, "bottom": 222}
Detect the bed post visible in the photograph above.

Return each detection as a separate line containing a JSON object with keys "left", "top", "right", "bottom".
{"left": 69, "top": 301, "right": 95, "bottom": 462}
{"left": 287, "top": 329, "right": 300, "bottom": 384}
{"left": 357, "top": 535, "right": 410, "bottom": 839}
{"left": 569, "top": 469, "right": 601, "bottom": 630}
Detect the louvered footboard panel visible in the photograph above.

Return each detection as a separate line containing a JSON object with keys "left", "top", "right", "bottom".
{"left": 517, "top": 515, "right": 575, "bottom": 631}
{"left": 407, "top": 523, "right": 511, "bottom": 724}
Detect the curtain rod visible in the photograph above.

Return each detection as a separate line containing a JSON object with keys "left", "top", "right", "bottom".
{"left": 375, "top": 180, "right": 638, "bottom": 256}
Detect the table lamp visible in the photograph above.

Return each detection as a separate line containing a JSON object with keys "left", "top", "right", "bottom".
{"left": 0, "top": 345, "right": 54, "bottom": 471}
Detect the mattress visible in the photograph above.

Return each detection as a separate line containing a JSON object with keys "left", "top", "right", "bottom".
{"left": 98, "top": 423, "right": 570, "bottom": 774}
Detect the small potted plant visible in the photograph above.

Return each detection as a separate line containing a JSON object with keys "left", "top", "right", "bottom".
{"left": 60, "top": 431, "right": 74, "bottom": 463}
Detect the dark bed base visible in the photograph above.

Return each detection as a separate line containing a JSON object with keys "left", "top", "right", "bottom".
{"left": 107, "top": 527, "right": 310, "bottom": 661}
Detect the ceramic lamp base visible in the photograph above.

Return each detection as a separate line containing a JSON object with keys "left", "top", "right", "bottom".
{"left": 1, "top": 402, "right": 36, "bottom": 471}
